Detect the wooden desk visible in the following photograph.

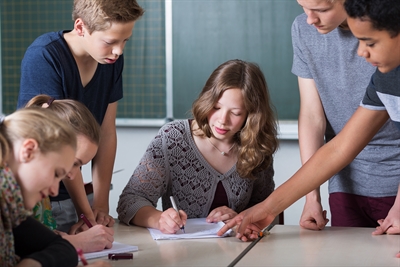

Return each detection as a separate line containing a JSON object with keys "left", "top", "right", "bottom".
{"left": 89, "top": 223, "right": 400, "bottom": 266}
{"left": 237, "top": 225, "right": 400, "bottom": 267}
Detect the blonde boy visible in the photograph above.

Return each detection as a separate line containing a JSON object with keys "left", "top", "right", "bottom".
{"left": 18, "top": 0, "right": 144, "bottom": 233}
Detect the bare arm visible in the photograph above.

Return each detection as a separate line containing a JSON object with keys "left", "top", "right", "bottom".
{"left": 132, "top": 206, "right": 163, "bottom": 228}
{"left": 63, "top": 171, "right": 96, "bottom": 234}
{"left": 219, "top": 107, "right": 389, "bottom": 240}
{"left": 92, "top": 102, "right": 117, "bottom": 226}
{"left": 297, "top": 77, "right": 329, "bottom": 230}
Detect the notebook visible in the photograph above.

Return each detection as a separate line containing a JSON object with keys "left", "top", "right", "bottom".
{"left": 81, "top": 241, "right": 138, "bottom": 260}
{"left": 147, "top": 218, "right": 233, "bottom": 240}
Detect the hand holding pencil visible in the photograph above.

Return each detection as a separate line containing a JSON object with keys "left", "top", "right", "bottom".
{"left": 157, "top": 196, "right": 187, "bottom": 234}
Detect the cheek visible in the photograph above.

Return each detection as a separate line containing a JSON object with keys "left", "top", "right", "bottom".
{"left": 207, "top": 112, "right": 217, "bottom": 123}
{"left": 232, "top": 117, "right": 246, "bottom": 129}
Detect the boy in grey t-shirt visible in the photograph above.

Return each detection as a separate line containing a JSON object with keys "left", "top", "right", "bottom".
{"left": 218, "top": 0, "right": 400, "bottom": 248}
{"left": 292, "top": 0, "right": 400, "bottom": 230}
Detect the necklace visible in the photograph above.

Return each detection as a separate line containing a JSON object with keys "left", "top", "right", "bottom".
{"left": 207, "top": 138, "right": 235, "bottom": 156}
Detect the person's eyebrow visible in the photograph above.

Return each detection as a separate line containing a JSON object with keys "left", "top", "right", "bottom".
{"left": 358, "top": 37, "right": 372, "bottom": 40}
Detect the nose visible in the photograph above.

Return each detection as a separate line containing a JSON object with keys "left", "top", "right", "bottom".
{"left": 218, "top": 110, "right": 229, "bottom": 125}
{"left": 305, "top": 10, "right": 319, "bottom": 25}
{"left": 49, "top": 181, "right": 60, "bottom": 197}
{"left": 67, "top": 166, "right": 80, "bottom": 180}
{"left": 112, "top": 43, "right": 125, "bottom": 56}
{"left": 357, "top": 42, "right": 370, "bottom": 59}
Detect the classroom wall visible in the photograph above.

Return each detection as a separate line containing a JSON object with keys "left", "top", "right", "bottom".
{"left": 83, "top": 126, "right": 331, "bottom": 226}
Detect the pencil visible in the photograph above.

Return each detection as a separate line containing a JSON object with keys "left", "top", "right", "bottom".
{"left": 80, "top": 214, "right": 93, "bottom": 228}
{"left": 77, "top": 248, "right": 88, "bottom": 265}
{"left": 170, "top": 196, "right": 185, "bottom": 233}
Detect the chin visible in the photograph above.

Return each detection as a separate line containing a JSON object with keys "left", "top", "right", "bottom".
{"left": 24, "top": 203, "right": 33, "bottom": 210}
{"left": 378, "top": 66, "right": 394, "bottom": 73}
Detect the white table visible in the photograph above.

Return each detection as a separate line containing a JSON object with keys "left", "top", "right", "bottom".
{"left": 237, "top": 225, "right": 400, "bottom": 267}
{"left": 88, "top": 223, "right": 400, "bottom": 266}
{"left": 88, "top": 222, "right": 248, "bottom": 266}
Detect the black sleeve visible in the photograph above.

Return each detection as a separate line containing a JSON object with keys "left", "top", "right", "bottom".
{"left": 13, "top": 216, "right": 78, "bottom": 267}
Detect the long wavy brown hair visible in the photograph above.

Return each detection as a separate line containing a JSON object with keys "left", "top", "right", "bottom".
{"left": 192, "top": 59, "right": 278, "bottom": 178}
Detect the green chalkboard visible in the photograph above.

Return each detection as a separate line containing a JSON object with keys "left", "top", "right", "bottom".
{"left": 172, "top": 0, "right": 303, "bottom": 120}
{"left": 2, "top": 0, "right": 302, "bottom": 121}
{"left": 1, "top": 0, "right": 166, "bottom": 119}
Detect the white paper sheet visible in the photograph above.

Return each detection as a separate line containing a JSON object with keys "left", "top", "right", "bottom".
{"left": 147, "top": 218, "right": 233, "bottom": 240}
{"left": 82, "top": 241, "right": 138, "bottom": 260}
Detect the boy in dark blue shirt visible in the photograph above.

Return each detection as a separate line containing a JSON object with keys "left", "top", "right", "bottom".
{"left": 17, "top": 0, "right": 144, "bottom": 233}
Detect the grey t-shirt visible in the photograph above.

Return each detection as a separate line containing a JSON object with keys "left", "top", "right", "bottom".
{"left": 291, "top": 13, "right": 400, "bottom": 197}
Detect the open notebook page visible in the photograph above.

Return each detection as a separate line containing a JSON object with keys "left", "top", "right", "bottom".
{"left": 148, "top": 218, "right": 233, "bottom": 240}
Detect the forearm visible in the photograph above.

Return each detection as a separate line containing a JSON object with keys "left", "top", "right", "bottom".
{"left": 299, "top": 116, "right": 324, "bottom": 200}
{"left": 264, "top": 141, "right": 349, "bottom": 218}
{"left": 264, "top": 108, "right": 388, "bottom": 217}
{"left": 132, "top": 206, "right": 163, "bottom": 229}
{"left": 297, "top": 77, "right": 326, "bottom": 165}
{"left": 298, "top": 77, "right": 326, "bottom": 199}
{"left": 63, "top": 172, "right": 93, "bottom": 219}
{"left": 91, "top": 129, "right": 116, "bottom": 212}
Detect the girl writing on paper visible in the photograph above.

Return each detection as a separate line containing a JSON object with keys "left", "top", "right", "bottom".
{"left": 26, "top": 95, "right": 114, "bottom": 253}
{"left": 117, "top": 59, "right": 278, "bottom": 234}
{"left": 0, "top": 108, "right": 78, "bottom": 266}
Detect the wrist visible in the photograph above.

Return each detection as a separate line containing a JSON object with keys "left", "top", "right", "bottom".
{"left": 305, "top": 191, "right": 321, "bottom": 203}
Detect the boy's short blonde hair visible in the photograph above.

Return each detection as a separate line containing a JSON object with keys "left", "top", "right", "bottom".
{"left": 72, "top": 0, "right": 145, "bottom": 33}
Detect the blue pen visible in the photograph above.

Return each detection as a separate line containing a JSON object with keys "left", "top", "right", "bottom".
{"left": 170, "top": 196, "right": 185, "bottom": 233}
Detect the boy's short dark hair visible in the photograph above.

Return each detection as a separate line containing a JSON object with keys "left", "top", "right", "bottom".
{"left": 344, "top": 0, "right": 400, "bottom": 37}
{"left": 73, "top": 0, "right": 145, "bottom": 34}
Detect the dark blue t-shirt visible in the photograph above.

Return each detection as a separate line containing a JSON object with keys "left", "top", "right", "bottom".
{"left": 18, "top": 30, "right": 123, "bottom": 124}
{"left": 18, "top": 30, "right": 123, "bottom": 200}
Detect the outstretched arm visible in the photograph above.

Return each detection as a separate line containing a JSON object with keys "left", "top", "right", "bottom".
{"left": 218, "top": 107, "right": 389, "bottom": 241}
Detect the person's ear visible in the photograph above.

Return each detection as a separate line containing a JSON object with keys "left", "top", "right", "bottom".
{"left": 19, "top": 138, "right": 39, "bottom": 163}
{"left": 74, "top": 18, "right": 86, "bottom": 37}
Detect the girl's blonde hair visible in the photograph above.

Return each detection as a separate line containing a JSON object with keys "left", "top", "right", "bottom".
{"left": 192, "top": 59, "right": 278, "bottom": 178}
{"left": 25, "top": 95, "right": 100, "bottom": 145}
{"left": 0, "top": 108, "right": 77, "bottom": 165}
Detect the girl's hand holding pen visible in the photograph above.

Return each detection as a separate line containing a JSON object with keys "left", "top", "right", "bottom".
{"left": 66, "top": 225, "right": 114, "bottom": 253}
{"left": 70, "top": 214, "right": 97, "bottom": 234}
{"left": 158, "top": 208, "right": 187, "bottom": 234}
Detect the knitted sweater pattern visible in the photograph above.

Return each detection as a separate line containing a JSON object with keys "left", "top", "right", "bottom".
{"left": 117, "top": 120, "right": 274, "bottom": 225}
